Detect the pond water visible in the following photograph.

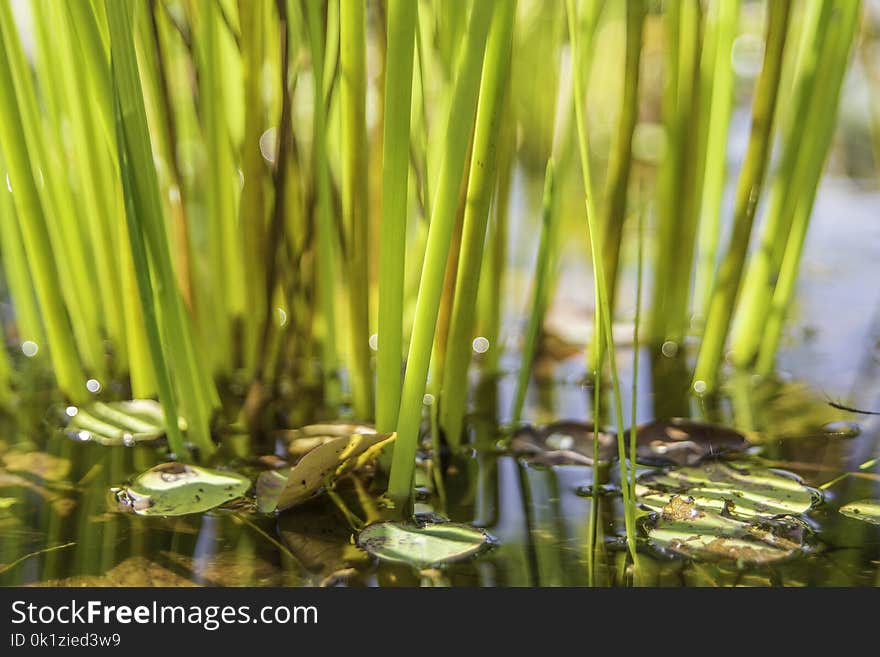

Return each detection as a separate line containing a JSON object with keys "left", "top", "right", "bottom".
{"left": 1, "top": 171, "right": 879, "bottom": 587}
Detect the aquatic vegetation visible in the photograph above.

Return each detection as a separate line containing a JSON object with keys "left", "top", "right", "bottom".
{"left": 839, "top": 499, "right": 880, "bottom": 525}
{"left": 0, "top": 0, "right": 876, "bottom": 588}
{"left": 357, "top": 519, "right": 496, "bottom": 569}
{"left": 113, "top": 462, "right": 251, "bottom": 517}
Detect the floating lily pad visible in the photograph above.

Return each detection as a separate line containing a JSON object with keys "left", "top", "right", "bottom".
{"left": 65, "top": 400, "right": 182, "bottom": 446}
{"left": 647, "top": 508, "right": 807, "bottom": 565}
{"left": 839, "top": 499, "right": 880, "bottom": 525}
{"left": 637, "top": 463, "right": 817, "bottom": 565}
{"left": 630, "top": 418, "right": 750, "bottom": 466}
{"left": 357, "top": 520, "right": 496, "bottom": 569}
{"left": 268, "top": 431, "right": 394, "bottom": 512}
{"left": 511, "top": 421, "right": 616, "bottom": 466}
{"left": 636, "top": 462, "right": 816, "bottom": 518}
{"left": 114, "top": 462, "right": 251, "bottom": 516}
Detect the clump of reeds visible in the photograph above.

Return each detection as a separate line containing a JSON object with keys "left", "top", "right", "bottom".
{"left": 0, "top": 2, "right": 865, "bottom": 556}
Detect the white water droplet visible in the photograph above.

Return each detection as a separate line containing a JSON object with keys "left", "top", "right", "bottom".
{"left": 65, "top": 406, "right": 78, "bottom": 417}
{"left": 693, "top": 380, "right": 707, "bottom": 395}
{"left": 276, "top": 307, "right": 288, "bottom": 327}
{"left": 369, "top": 333, "right": 378, "bottom": 351}
{"left": 472, "top": 336, "right": 490, "bottom": 354}
{"left": 423, "top": 393, "right": 435, "bottom": 406}
{"left": 259, "top": 127, "right": 277, "bottom": 163}
{"left": 86, "top": 378, "right": 101, "bottom": 393}
{"left": 661, "top": 340, "right": 678, "bottom": 357}
{"left": 21, "top": 341, "right": 38, "bottom": 357}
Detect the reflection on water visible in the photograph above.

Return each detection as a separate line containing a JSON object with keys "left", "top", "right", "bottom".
{"left": 0, "top": 362, "right": 878, "bottom": 587}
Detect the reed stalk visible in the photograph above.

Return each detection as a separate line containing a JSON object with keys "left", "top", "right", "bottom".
{"left": 693, "top": 0, "right": 792, "bottom": 394}
{"left": 0, "top": 17, "right": 84, "bottom": 400}
{"left": 105, "top": 0, "right": 217, "bottom": 454}
{"left": 376, "top": 0, "right": 418, "bottom": 432}
{"left": 304, "top": 0, "right": 341, "bottom": 410}
{"left": 198, "top": 0, "right": 244, "bottom": 372}
{"left": 238, "top": 0, "right": 268, "bottom": 374}
{"left": 0, "top": 159, "right": 44, "bottom": 347}
{"left": 340, "top": 0, "right": 373, "bottom": 421}
{"left": 388, "top": 1, "right": 495, "bottom": 513}
{"left": 440, "top": 0, "right": 515, "bottom": 446}
{"left": 590, "top": 0, "right": 645, "bottom": 370}
{"left": 2, "top": 2, "right": 105, "bottom": 378}
{"left": 113, "top": 88, "right": 189, "bottom": 461}
{"left": 510, "top": 160, "right": 555, "bottom": 428}
{"left": 695, "top": 0, "right": 740, "bottom": 314}
{"left": 756, "top": 0, "right": 860, "bottom": 373}
{"left": 566, "top": 0, "right": 638, "bottom": 566}
{"left": 731, "top": 0, "right": 836, "bottom": 367}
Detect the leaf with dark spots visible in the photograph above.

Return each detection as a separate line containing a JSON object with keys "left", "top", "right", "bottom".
{"left": 269, "top": 431, "right": 394, "bottom": 511}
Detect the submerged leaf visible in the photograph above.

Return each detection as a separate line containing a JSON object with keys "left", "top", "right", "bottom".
{"left": 64, "top": 400, "right": 181, "bottom": 446}
{"left": 357, "top": 520, "right": 495, "bottom": 569}
{"left": 636, "top": 462, "right": 815, "bottom": 518}
{"left": 511, "top": 421, "right": 616, "bottom": 466}
{"left": 270, "top": 431, "right": 394, "bottom": 511}
{"left": 838, "top": 499, "right": 880, "bottom": 525}
{"left": 630, "top": 418, "right": 750, "bottom": 466}
{"left": 114, "top": 462, "right": 251, "bottom": 516}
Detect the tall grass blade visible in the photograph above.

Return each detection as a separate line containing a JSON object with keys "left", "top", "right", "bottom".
{"left": 340, "top": 0, "right": 373, "bottom": 421}
{"left": 693, "top": 0, "right": 792, "bottom": 394}
{"left": 376, "top": 0, "right": 418, "bottom": 432}
{"left": 388, "top": 1, "right": 495, "bottom": 512}
{"left": 105, "top": 0, "right": 217, "bottom": 455}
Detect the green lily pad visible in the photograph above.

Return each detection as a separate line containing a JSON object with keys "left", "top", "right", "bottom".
{"left": 267, "top": 431, "right": 394, "bottom": 512}
{"left": 637, "top": 463, "right": 817, "bottom": 565}
{"left": 647, "top": 506, "right": 807, "bottom": 565}
{"left": 114, "top": 462, "right": 251, "bottom": 516}
{"left": 839, "top": 499, "right": 880, "bottom": 525}
{"left": 65, "top": 400, "right": 182, "bottom": 446}
{"left": 636, "top": 462, "right": 816, "bottom": 518}
{"left": 357, "top": 520, "right": 496, "bottom": 569}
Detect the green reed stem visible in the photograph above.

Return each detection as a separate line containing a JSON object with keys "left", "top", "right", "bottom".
{"left": 590, "top": 0, "right": 645, "bottom": 371}
{"left": 388, "top": 1, "right": 494, "bottom": 513}
{"left": 239, "top": 0, "right": 268, "bottom": 373}
{"left": 0, "top": 21, "right": 84, "bottom": 400}
{"left": 304, "top": 0, "right": 341, "bottom": 410}
{"left": 693, "top": 0, "right": 792, "bottom": 394}
{"left": 340, "top": 0, "right": 373, "bottom": 421}
{"left": 441, "top": 0, "right": 516, "bottom": 447}
{"left": 198, "top": 0, "right": 244, "bottom": 372}
{"left": 477, "top": 94, "right": 514, "bottom": 376}
{"left": 510, "top": 160, "right": 555, "bottom": 427}
{"left": 113, "top": 88, "right": 189, "bottom": 462}
{"left": 0, "top": 160, "right": 44, "bottom": 347}
{"left": 2, "top": 1, "right": 105, "bottom": 378}
{"left": 106, "top": 0, "right": 217, "bottom": 455}
{"left": 376, "top": 0, "right": 418, "bottom": 432}
{"left": 731, "top": 0, "right": 833, "bottom": 367}
{"left": 566, "top": 0, "right": 638, "bottom": 567}
{"left": 757, "top": 0, "right": 860, "bottom": 373}
{"left": 629, "top": 199, "right": 645, "bottom": 519}
{"left": 695, "top": 0, "right": 740, "bottom": 315}
{"left": 55, "top": 1, "right": 128, "bottom": 360}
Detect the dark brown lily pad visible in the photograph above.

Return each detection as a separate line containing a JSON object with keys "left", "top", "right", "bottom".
{"left": 629, "top": 418, "right": 750, "bottom": 466}
{"left": 511, "top": 421, "right": 616, "bottom": 466}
